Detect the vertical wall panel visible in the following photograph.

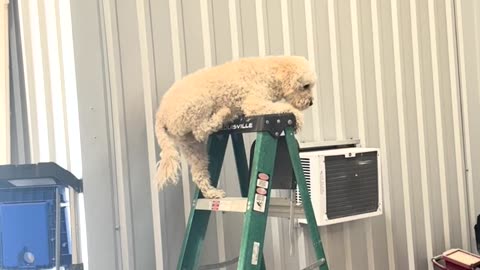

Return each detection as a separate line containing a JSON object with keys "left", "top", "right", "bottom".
{"left": 265, "top": 0, "right": 283, "bottom": 55}
{"left": 1, "top": 0, "right": 9, "bottom": 165}
{"left": 359, "top": 1, "right": 390, "bottom": 269}
{"left": 239, "top": 0, "right": 258, "bottom": 57}
{"left": 27, "top": 0, "right": 50, "bottom": 161}
{"left": 151, "top": 0, "right": 187, "bottom": 269}
{"left": 71, "top": 0, "right": 122, "bottom": 266}
{"left": 349, "top": 0, "right": 371, "bottom": 267}
{"left": 66, "top": 0, "right": 480, "bottom": 268}
{"left": 9, "top": 0, "right": 30, "bottom": 165}
{"left": 17, "top": 1, "right": 38, "bottom": 162}
{"left": 378, "top": 1, "right": 408, "bottom": 269}
{"left": 181, "top": 1, "right": 222, "bottom": 266}
{"left": 436, "top": 1, "right": 471, "bottom": 251}
{"left": 136, "top": 0, "right": 165, "bottom": 267}
{"left": 137, "top": 0, "right": 473, "bottom": 269}
{"left": 35, "top": 0, "right": 56, "bottom": 161}
{"left": 406, "top": 0, "right": 432, "bottom": 268}
{"left": 212, "top": 0, "right": 234, "bottom": 63}
{"left": 116, "top": 0, "right": 156, "bottom": 268}
{"left": 445, "top": 0, "right": 469, "bottom": 252}
{"left": 14, "top": 0, "right": 88, "bottom": 266}
{"left": 337, "top": 0, "right": 357, "bottom": 139}
{"left": 435, "top": 0, "right": 464, "bottom": 251}
{"left": 216, "top": 2, "right": 244, "bottom": 269}
{"left": 420, "top": 0, "right": 446, "bottom": 258}
{"left": 370, "top": 0, "right": 396, "bottom": 268}
{"left": 181, "top": 0, "right": 205, "bottom": 73}
{"left": 312, "top": 0, "right": 335, "bottom": 142}
{"left": 102, "top": 0, "right": 135, "bottom": 267}
{"left": 390, "top": 0, "right": 415, "bottom": 267}
{"left": 456, "top": 0, "right": 480, "bottom": 256}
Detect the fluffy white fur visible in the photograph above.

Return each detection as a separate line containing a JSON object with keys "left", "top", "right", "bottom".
{"left": 155, "top": 56, "right": 316, "bottom": 198}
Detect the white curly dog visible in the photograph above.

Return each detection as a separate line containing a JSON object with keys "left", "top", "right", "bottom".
{"left": 155, "top": 56, "right": 316, "bottom": 199}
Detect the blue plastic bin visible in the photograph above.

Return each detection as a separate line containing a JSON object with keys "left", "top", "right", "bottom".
{"left": 0, "top": 163, "right": 82, "bottom": 269}
{"left": 0, "top": 187, "right": 71, "bottom": 269}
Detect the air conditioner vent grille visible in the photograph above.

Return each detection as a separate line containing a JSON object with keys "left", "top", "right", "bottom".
{"left": 295, "top": 158, "right": 311, "bottom": 204}
{"left": 325, "top": 151, "right": 378, "bottom": 219}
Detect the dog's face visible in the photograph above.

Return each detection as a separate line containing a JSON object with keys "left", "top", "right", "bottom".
{"left": 284, "top": 69, "right": 316, "bottom": 111}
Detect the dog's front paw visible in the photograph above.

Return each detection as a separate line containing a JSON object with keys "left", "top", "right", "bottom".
{"left": 203, "top": 188, "right": 226, "bottom": 199}
{"left": 292, "top": 111, "right": 304, "bottom": 131}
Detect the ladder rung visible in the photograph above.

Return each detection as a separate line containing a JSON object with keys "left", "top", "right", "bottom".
{"left": 196, "top": 197, "right": 306, "bottom": 218}
{"left": 196, "top": 197, "right": 247, "bottom": 213}
{"left": 267, "top": 198, "right": 305, "bottom": 218}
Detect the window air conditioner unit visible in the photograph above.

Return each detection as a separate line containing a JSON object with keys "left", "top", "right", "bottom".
{"left": 296, "top": 144, "right": 382, "bottom": 226}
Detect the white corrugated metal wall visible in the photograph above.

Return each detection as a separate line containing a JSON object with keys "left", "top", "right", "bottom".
{"left": 457, "top": 0, "right": 480, "bottom": 262}
{"left": 12, "top": 0, "right": 476, "bottom": 269}
{"left": 8, "top": 0, "right": 86, "bottom": 267}
{"left": 135, "top": 0, "right": 477, "bottom": 269}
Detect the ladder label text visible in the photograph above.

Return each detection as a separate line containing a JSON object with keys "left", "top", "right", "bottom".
{"left": 253, "top": 194, "right": 266, "bottom": 212}
{"left": 251, "top": 242, "right": 260, "bottom": 265}
{"left": 256, "top": 179, "right": 269, "bottom": 189}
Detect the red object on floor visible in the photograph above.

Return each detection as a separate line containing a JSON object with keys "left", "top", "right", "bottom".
{"left": 432, "top": 249, "right": 480, "bottom": 270}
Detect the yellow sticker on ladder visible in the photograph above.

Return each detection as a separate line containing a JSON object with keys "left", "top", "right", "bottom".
{"left": 251, "top": 242, "right": 260, "bottom": 265}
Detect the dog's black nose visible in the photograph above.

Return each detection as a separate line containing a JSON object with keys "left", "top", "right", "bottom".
{"left": 309, "top": 100, "right": 313, "bottom": 106}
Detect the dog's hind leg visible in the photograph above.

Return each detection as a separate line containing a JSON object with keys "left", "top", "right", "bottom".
{"left": 179, "top": 136, "right": 226, "bottom": 199}
{"left": 192, "top": 107, "right": 232, "bottom": 142}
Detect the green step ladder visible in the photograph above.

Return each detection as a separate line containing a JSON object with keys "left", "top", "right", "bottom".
{"left": 177, "top": 113, "right": 329, "bottom": 270}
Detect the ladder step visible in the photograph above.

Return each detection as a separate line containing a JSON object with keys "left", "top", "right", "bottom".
{"left": 196, "top": 197, "right": 247, "bottom": 213}
{"left": 196, "top": 197, "right": 306, "bottom": 218}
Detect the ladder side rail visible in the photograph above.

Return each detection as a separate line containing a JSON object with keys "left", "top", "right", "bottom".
{"left": 285, "top": 127, "right": 329, "bottom": 270}
{"left": 231, "top": 133, "right": 266, "bottom": 270}
{"left": 237, "top": 132, "right": 278, "bottom": 270}
{"left": 177, "top": 134, "right": 229, "bottom": 270}
{"left": 231, "top": 133, "right": 250, "bottom": 197}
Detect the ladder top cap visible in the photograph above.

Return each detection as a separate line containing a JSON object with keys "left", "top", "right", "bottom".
{"left": 215, "top": 113, "right": 297, "bottom": 137}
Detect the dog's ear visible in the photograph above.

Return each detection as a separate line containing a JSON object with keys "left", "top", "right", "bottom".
{"left": 284, "top": 74, "right": 316, "bottom": 96}
{"left": 273, "top": 63, "right": 296, "bottom": 94}
{"left": 273, "top": 56, "right": 316, "bottom": 96}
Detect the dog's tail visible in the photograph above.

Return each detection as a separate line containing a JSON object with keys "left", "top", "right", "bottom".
{"left": 155, "top": 122, "right": 181, "bottom": 189}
